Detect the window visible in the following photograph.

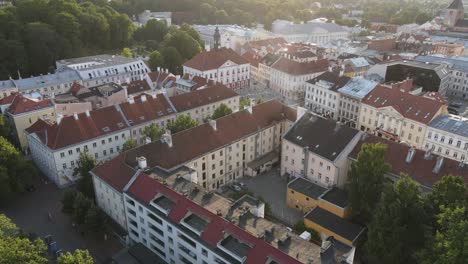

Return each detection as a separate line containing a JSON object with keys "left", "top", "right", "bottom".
{"left": 68, "top": 150, "right": 73, "bottom": 155}
{"left": 93, "top": 142, "right": 97, "bottom": 148}
{"left": 63, "top": 163, "right": 67, "bottom": 169}
{"left": 60, "top": 152, "right": 65, "bottom": 158}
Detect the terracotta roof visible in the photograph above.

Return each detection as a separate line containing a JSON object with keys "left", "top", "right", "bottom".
{"left": 170, "top": 83, "right": 239, "bottom": 112}
{"left": 70, "top": 82, "right": 84, "bottom": 95}
{"left": 242, "top": 51, "right": 262, "bottom": 68}
{"left": 127, "top": 172, "right": 302, "bottom": 264}
{"left": 362, "top": 85, "right": 446, "bottom": 124}
{"left": 91, "top": 154, "right": 135, "bottom": 192}
{"left": 119, "top": 94, "right": 174, "bottom": 126}
{"left": 30, "top": 105, "right": 129, "bottom": 149}
{"left": 148, "top": 71, "right": 171, "bottom": 84}
{"left": 126, "top": 80, "right": 151, "bottom": 95}
{"left": 184, "top": 47, "right": 249, "bottom": 71}
{"left": 7, "top": 95, "right": 53, "bottom": 115}
{"left": 0, "top": 93, "right": 18, "bottom": 105}
{"left": 247, "top": 37, "right": 288, "bottom": 50}
{"left": 349, "top": 135, "right": 468, "bottom": 188}
{"left": 271, "top": 57, "right": 329, "bottom": 75}
{"left": 124, "top": 100, "right": 296, "bottom": 170}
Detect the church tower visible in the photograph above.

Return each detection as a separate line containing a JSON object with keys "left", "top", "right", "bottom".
{"left": 213, "top": 26, "right": 221, "bottom": 51}
{"left": 444, "top": 0, "right": 465, "bottom": 27}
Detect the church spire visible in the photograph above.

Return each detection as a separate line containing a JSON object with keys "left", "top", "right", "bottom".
{"left": 214, "top": 26, "right": 221, "bottom": 51}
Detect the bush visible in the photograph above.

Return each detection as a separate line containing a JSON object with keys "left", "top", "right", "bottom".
{"left": 293, "top": 220, "right": 320, "bottom": 242}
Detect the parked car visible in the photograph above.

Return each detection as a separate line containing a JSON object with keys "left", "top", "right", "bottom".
{"left": 230, "top": 184, "right": 242, "bottom": 192}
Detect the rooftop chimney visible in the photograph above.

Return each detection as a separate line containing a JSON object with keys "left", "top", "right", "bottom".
{"left": 85, "top": 110, "right": 90, "bottom": 117}
{"left": 424, "top": 147, "right": 433, "bottom": 160}
{"left": 405, "top": 147, "right": 416, "bottom": 163}
{"left": 145, "top": 136, "right": 151, "bottom": 144}
{"left": 246, "top": 105, "right": 253, "bottom": 114}
{"left": 73, "top": 112, "right": 78, "bottom": 120}
{"left": 137, "top": 156, "right": 147, "bottom": 169}
{"left": 128, "top": 96, "right": 135, "bottom": 104}
{"left": 141, "top": 95, "right": 147, "bottom": 102}
{"left": 161, "top": 130, "right": 173, "bottom": 148}
{"left": 433, "top": 156, "right": 444, "bottom": 174}
{"left": 209, "top": 119, "right": 217, "bottom": 131}
{"left": 57, "top": 114, "right": 64, "bottom": 124}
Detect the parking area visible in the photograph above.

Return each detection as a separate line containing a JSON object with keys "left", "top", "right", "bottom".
{"left": 236, "top": 167, "right": 303, "bottom": 226}
{"left": 0, "top": 176, "right": 123, "bottom": 263}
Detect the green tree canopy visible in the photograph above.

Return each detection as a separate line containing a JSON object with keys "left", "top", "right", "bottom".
{"left": 162, "top": 29, "right": 201, "bottom": 61}
{"left": 211, "top": 104, "right": 233, "bottom": 120}
{"left": 239, "top": 98, "right": 250, "bottom": 110}
{"left": 84, "top": 205, "right": 105, "bottom": 232}
{"left": 121, "top": 47, "right": 132, "bottom": 58}
{"left": 122, "top": 138, "right": 137, "bottom": 152}
{"left": 142, "top": 123, "right": 165, "bottom": 142}
{"left": 0, "top": 114, "right": 12, "bottom": 138}
{"left": 160, "top": 46, "right": 183, "bottom": 74}
{"left": 348, "top": 143, "right": 390, "bottom": 223}
{"left": 148, "top": 50, "right": 164, "bottom": 71}
{"left": 72, "top": 192, "right": 92, "bottom": 225}
{"left": 167, "top": 114, "right": 199, "bottom": 134}
{"left": 366, "top": 175, "right": 428, "bottom": 264}
{"left": 74, "top": 152, "right": 97, "bottom": 199}
{"left": 58, "top": 249, "right": 94, "bottom": 264}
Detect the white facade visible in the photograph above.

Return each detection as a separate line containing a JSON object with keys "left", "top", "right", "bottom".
{"left": 270, "top": 69, "right": 323, "bottom": 101}
{"left": 183, "top": 61, "right": 250, "bottom": 90}
{"left": 93, "top": 174, "right": 128, "bottom": 229}
{"left": 305, "top": 79, "right": 341, "bottom": 119}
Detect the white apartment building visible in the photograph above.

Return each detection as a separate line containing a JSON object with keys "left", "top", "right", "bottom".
{"left": 270, "top": 57, "right": 328, "bottom": 101}
{"left": 337, "top": 78, "right": 378, "bottom": 128}
{"left": 257, "top": 54, "right": 281, "bottom": 87}
{"left": 281, "top": 112, "right": 361, "bottom": 188}
{"left": 27, "top": 84, "right": 241, "bottom": 187}
{"left": 183, "top": 47, "right": 250, "bottom": 90}
{"left": 56, "top": 55, "right": 150, "bottom": 88}
{"left": 272, "top": 21, "right": 349, "bottom": 44}
{"left": 305, "top": 71, "right": 351, "bottom": 119}
{"left": 423, "top": 115, "right": 468, "bottom": 162}
{"left": 358, "top": 84, "right": 448, "bottom": 149}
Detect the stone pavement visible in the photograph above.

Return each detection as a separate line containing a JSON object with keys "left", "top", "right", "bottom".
{"left": 0, "top": 176, "right": 123, "bottom": 263}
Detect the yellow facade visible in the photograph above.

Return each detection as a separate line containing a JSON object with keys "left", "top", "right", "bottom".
{"left": 318, "top": 200, "right": 347, "bottom": 218}
{"left": 10, "top": 107, "right": 55, "bottom": 151}
{"left": 304, "top": 217, "right": 354, "bottom": 247}
{"left": 286, "top": 187, "right": 320, "bottom": 213}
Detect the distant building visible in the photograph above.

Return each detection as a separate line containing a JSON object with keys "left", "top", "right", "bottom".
{"left": 443, "top": 0, "right": 468, "bottom": 31}
{"left": 433, "top": 42, "right": 465, "bottom": 56}
{"left": 257, "top": 53, "right": 281, "bottom": 87}
{"left": 281, "top": 112, "right": 362, "bottom": 188}
{"left": 137, "top": 10, "right": 171, "bottom": 26}
{"left": 272, "top": 20, "right": 349, "bottom": 44}
{"left": 342, "top": 57, "right": 371, "bottom": 77}
{"left": 183, "top": 28, "right": 250, "bottom": 90}
{"left": 56, "top": 55, "right": 150, "bottom": 88}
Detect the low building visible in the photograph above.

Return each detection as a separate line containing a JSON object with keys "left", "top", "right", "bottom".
{"left": 423, "top": 115, "right": 468, "bottom": 162}
{"left": 257, "top": 53, "right": 281, "bottom": 87}
{"left": 272, "top": 20, "right": 349, "bottom": 44}
{"left": 5, "top": 94, "right": 55, "bottom": 151}
{"left": 358, "top": 84, "right": 448, "bottom": 148}
{"left": 349, "top": 135, "right": 468, "bottom": 191}
{"left": 343, "top": 57, "right": 371, "bottom": 77}
{"left": 56, "top": 55, "right": 150, "bottom": 88}
{"left": 174, "top": 75, "right": 210, "bottom": 95}
{"left": 241, "top": 37, "right": 288, "bottom": 56}
{"left": 241, "top": 51, "right": 262, "bottom": 83}
{"left": 269, "top": 57, "right": 328, "bottom": 102}
{"left": 337, "top": 78, "right": 378, "bottom": 128}
{"left": 281, "top": 112, "right": 362, "bottom": 188}
{"left": 305, "top": 71, "right": 351, "bottom": 119}
{"left": 433, "top": 42, "right": 465, "bottom": 56}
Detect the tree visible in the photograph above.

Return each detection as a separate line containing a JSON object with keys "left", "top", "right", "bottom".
{"left": 121, "top": 47, "right": 132, "bottom": 58}
{"left": 347, "top": 143, "right": 390, "bottom": 223}
{"left": 167, "top": 114, "right": 199, "bottom": 134}
{"left": 239, "top": 98, "right": 250, "bottom": 110}
{"left": 148, "top": 50, "right": 164, "bottom": 71}
{"left": 133, "top": 19, "right": 168, "bottom": 42}
{"left": 84, "top": 205, "right": 105, "bottom": 232}
{"left": 61, "top": 189, "right": 77, "bottom": 214}
{"left": 72, "top": 192, "right": 92, "bottom": 224}
{"left": 74, "top": 152, "right": 97, "bottom": 199}
{"left": 58, "top": 249, "right": 94, "bottom": 264}
{"left": 0, "top": 114, "right": 12, "bottom": 138}
{"left": 142, "top": 123, "right": 165, "bottom": 142}
{"left": 122, "top": 138, "right": 137, "bottom": 152}
{"left": 211, "top": 104, "right": 232, "bottom": 120}
{"left": 428, "top": 175, "right": 467, "bottom": 213}
{"left": 162, "top": 29, "right": 201, "bottom": 60}
{"left": 366, "top": 175, "right": 428, "bottom": 264}
{"left": 160, "top": 46, "right": 183, "bottom": 74}
{"left": 0, "top": 214, "right": 48, "bottom": 264}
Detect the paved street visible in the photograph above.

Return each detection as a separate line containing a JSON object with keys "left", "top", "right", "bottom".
{"left": 239, "top": 167, "right": 303, "bottom": 226}
{"left": 236, "top": 82, "right": 301, "bottom": 107}
{"left": 0, "top": 176, "right": 123, "bottom": 263}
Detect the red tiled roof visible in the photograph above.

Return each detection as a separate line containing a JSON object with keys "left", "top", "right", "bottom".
{"left": 124, "top": 100, "right": 296, "bottom": 170}
{"left": 170, "top": 83, "right": 238, "bottom": 112}
{"left": 30, "top": 105, "right": 129, "bottom": 149}
{"left": 148, "top": 71, "right": 171, "bottom": 84}
{"left": 70, "top": 82, "right": 84, "bottom": 95}
{"left": 127, "top": 172, "right": 302, "bottom": 264}
{"left": 349, "top": 136, "right": 468, "bottom": 187}
{"left": 0, "top": 93, "right": 18, "bottom": 105}
{"left": 91, "top": 154, "right": 135, "bottom": 192}
{"left": 271, "top": 57, "right": 329, "bottom": 75}
{"left": 7, "top": 95, "right": 53, "bottom": 115}
{"left": 126, "top": 80, "right": 151, "bottom": 95}
{"left": 184, "top": 47, "right": 249, "bottom": 71}
{"left": 242, "top": 51, "right": 262, "bottom": 68}
{"left": 362, "top": 85, "right": 446, "bottom": 124}
{"left": 119, "top": 94, "right": 174, "bottom": 126}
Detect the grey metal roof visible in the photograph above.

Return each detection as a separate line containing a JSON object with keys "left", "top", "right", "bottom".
{"left": 12, "top": 69, "right": 81, "bottom": 91}
{"left": 284, "top": 112, "right": 360, "bottom": 162}
{"left": 57, "top": 55, "right": 141, "bottom": 70}
{"left": 415, "top": 55, "right": 468, "bottom": 72}
{"left": 338, "top": 78, "right": 378, "bottom": 100}
{"left": 428, "top": 115, "right": 468, "bottom": 137}
{"left": 0, "top": 80, "right": 15, "bottom": 91}
{"left": 288, "top": 177, "right": 327, "bottom": 199}
{"left": 275, "top": 22, "right": 348, "bottom": 35}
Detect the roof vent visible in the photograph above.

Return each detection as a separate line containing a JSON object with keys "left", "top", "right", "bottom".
{"left": 57, "top": 114, "right": 64, "bottom": 125}
{"left": 433, "top": 156, "right": 444, "bottom": 174}
{"left": 246, "top": 105, "right": 253, "bottom": 114}
{"left": 405, "top": 147, "right": 416, "bottom": 163}
{"left": 73, "top": 112, "right": 78, "bottom": 120}
{"left": 141, "top": 95, "right": 147, "bottom": 102}
{"left": 137, "top": 156, "right": 147, "bottom": 169}
{"left": 209, "top": 119, "right": 217, "bottom": 131}
{"left": 128, "top": 96, "right": 135, "bottom": 104}
{"left": 85, "top": 110, "right": 90, "bottom": 117}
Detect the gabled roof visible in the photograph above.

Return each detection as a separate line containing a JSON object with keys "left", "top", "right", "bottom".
{"left": 118, "top": 93, "right": 174, "bottom": 126}
{"left": 306, "top": 71, "right": 351, "bottom": 92}
{"left": 125, "top": 80, "right": 151, "bottom": 95}
{"left": 271, "top": 57, "right": 328, "bottom": 76}
{"left": 184, "top": 47, "right": 249, "bottom": 71}
{"left": 284, "top": 112, "right": 360, "bottom": 162}
{"left": 29, "top": 105, "right": 129, "bottom": 149}
{"left": 170, "top": 83, "right": 238, "bottom": 112}
{"left": 0, "top": 93, "right": 18, "bottom": 105}
{"left": 7, "top": 94, "right": 53, "bottom": 115}
{"left": 242, "top": 51, "right": 262, "bottom": 68}
{"left": 362, "top": 84, "right": 446, "bottom": 124}
{"left": 349, "top": 135, "right": 468, "bottom": 188}
{"left": 448, "top": 0, "right": 464, "bottom": 10}
{"left": 124, "top": 100, "right": 296, "bottom": 170}
{"left": 148, "top": 71, "right": 171, "bottom": 85}
{"left": 127, "top": 172, "right": 302, "bottom": 264}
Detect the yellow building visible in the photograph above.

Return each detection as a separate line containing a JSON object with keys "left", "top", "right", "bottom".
{"left": 6, "top": 94, "right": 55, "bottom": 152}
{"left": 287, "top": 177, "right": 327, "bottom": 213}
